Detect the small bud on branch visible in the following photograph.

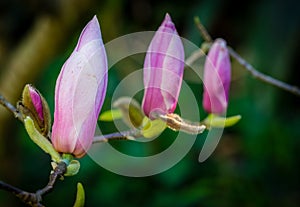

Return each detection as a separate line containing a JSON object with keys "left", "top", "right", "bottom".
{"left": 142, "top": 13, "right": 185, "bottom": 119}
{"left": 194, "top": 16, "right": 300, "bottom": 97}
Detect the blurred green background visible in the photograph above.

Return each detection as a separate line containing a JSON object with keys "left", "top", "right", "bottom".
{"left": 0, "top": 0, "right": 300, "bottom": 206}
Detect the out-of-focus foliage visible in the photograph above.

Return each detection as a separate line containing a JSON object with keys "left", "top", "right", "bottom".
{"left": 0, "top": 0, "right": 300, "bottom": 206}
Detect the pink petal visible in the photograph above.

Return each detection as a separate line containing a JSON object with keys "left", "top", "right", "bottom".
{"left": 52, "top": 16, "right": 108, "bottom": 157}
{"left": 28, "top": 86, "right": 44, "bottom": 121}
{"left": 142, "top": 13, "right": 184, "bottom": 119}
{"left": 202, "top": 39, "right": 231, "bottom": 114}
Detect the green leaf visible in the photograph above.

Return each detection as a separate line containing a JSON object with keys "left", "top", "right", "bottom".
{"left": 24, "top": 116, "right": 61, "bottom": 162}
{"left": 99, "top": 109, "right": 123, "bottom": 121}
{"left": 73, "top": 183, "right": 85, "bottom": 207}
{"left": 203, "top": 114, "right": 242, "bottom": 128}
{"left": 141, "top": 117, "right": 167, "bottom": 138}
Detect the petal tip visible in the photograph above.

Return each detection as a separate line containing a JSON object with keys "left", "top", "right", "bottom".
{"left": 215, "top": 38, "right": 227, "bottom": 48}
{"left": 161, "top": 13, "right": 175, "bottom": 31}
{"left": 165, "top": 13, "right": 171, "bottom": 21}
{"left": 91, "top": 15, "right": 100, "bottom": 27}
{"left": 76, "top": 15, "right": 102, "bottom": 51}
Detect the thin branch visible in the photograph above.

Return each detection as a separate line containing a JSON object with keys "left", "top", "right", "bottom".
{"left": 194, "top": 16, "right": 212, "bottom": 43}
{"left": 0, "top": 162, "right": 66, "bottom": 207}
{"left": 194, "top": 16, "right": 300, "bottom": 97}
{"left": 0, "top": 181, "right": 30, "bottom": 197}
{"left": 0, "top": 181, "right": 42, "bottom": 207}
{"left": 0, "top": 94, "right": 23, "bottom": 122}
{"left": 228, "top": 47, "right": 300, "bottom": 96}
{"left": 93, "top": 130, "right": 139, "bottom": 143}
{"left": 35, "top": 162, "right": 66, "bottom": 198}
{"left": 185, "top": 49, "right": 205, "bottom": 67}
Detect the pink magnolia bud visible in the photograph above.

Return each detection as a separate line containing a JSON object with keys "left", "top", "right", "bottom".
{"left": 20, "top": 84, "right": 51, "bottom": 137}
{"left": 142, "top": 13, "right": 184, "bottom": 119}
{"left": 28, "top": 86, "right": 44, "bottom": 121}
{"left": 51, "top": 16, "right": 108, "bottom": 158}
{"left": 202, "top": 38, "right": 231, "bottom": 114}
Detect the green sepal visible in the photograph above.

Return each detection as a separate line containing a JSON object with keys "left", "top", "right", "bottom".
{"left": 99, "top": 109, "right": 123, "bottom": 121}
{"left": 24, "top": 116, "right": 61, "bottom": 162}
{"left": 112, "top": 97, "right": 145, "bottom": 128}
{"left": 62, "top": 153, "right": 74, "bottom": 165}
{"left": 203, "top": 114, "right": 242, "bottom": 129}
{"left": 73, "top": 183, "right": 85, "bottom": 207}
{"left": 141, "top": 117, "right": 167, "bottom": 138}
{"left": 64, "top": 160, "right": 80, "bottom": 176}
{"left": 59, "top": 154, "right": 80, "bottom": 176}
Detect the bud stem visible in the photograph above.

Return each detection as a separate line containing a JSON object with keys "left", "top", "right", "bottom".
{"left": 156, "top": 113, "right": 206, "bottom": 134}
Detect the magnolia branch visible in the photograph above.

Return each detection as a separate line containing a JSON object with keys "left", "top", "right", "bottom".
{"left": 0, "top": 162, "right": 66, "bottom": 207}
{"left": 0, "top": 95, "right": 23, "bottom": 122}
{"left": 194, "top": 17, "right": 212, "bottom": 43}
{"left": 93, "top": 130, "right": 139, "bottom": 143}
{"left": 194, "top": 17, "right": 300, "bottom": 97}
{"left": 227, "top": 47, "right": 300, "bottom": 96}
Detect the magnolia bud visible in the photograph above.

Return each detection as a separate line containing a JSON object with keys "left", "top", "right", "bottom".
{"left": 202, "top": 38, "right": 231, "bottom": 114}
{"left": 51, "top": 16, "right": 108, "bottom": 158}
{"left": 20, "top": 84, "right": 51, "bottom": 137}
{"left": 142, "top": 13, "right": 184, "bottom": 119}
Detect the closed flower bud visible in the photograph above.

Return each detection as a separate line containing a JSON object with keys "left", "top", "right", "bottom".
{"left": 20, "top": 84, "right": 51, "bottom": 137}
{"left": 142, "top": 13, "right": 184, "bottom": 119}
{"left": 51, "top": 16, "right": 108, "bottom": 158}
{"left": 202, "top": 38, "right": 231, "bottom": 114}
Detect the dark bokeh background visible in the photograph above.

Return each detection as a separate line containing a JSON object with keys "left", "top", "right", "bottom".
{"left": 1, "top": 0, "right": 300, "bottom": 206}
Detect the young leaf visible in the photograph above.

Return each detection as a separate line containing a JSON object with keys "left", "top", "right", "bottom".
{"left": 203, "top": 114, "right": 241, "bottom": 128}
{"left": 24, "top": 116, "right": 61, "bottom": 162}
{"left": 73, "top": 183, "right": 85, "bottom": 207}
{"left": 99, "top": 109, "right": 123, "bottom": 121}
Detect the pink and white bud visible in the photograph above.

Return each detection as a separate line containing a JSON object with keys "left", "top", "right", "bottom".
{"left": 202, "top": 38, "right": 231, "bottom": 114}
{"left": 21, "top": 84, "right": 51, "bottom": 137}
{"left": 28, "top": 85, "right": 44, "bottom": 121}
{"left": 51, "top": 16, "right": 108, "bottom": 158}
{"left": 142, "top": 13, "right": 184, "bottom": 119}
